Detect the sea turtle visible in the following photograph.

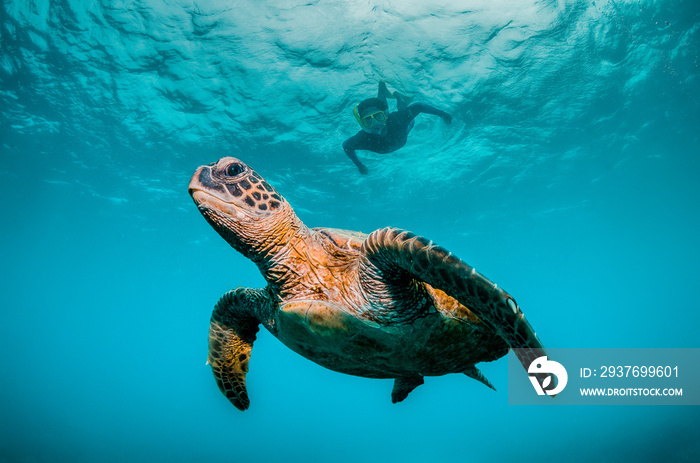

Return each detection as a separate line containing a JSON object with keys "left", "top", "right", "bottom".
{"left": 188, "top": 157, "right": 548, "bottom": 410}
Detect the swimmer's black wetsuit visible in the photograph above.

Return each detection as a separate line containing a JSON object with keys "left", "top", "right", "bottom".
{"left": 343, "top": 103, "right": 447, "bottom": 154}
{"left": 342, "top": 100, "right": 451, "bottom": 174}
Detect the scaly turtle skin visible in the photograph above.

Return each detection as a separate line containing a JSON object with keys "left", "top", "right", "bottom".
{"left": 189, "top": 157, "right": 547, "bottom": 410}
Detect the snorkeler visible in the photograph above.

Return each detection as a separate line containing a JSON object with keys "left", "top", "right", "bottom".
{"left": 343, "top": 82, "right": 453, "bottom": 174}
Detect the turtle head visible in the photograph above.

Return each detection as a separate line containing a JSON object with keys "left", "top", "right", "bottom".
{"left": 189, "top": 157, "right": 296, "bottom": 262}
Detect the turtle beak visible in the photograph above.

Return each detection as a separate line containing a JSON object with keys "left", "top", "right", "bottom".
{"left": 188, "top": 165, "right": 207, "bottom": 197}
{"left": 189, "top": 165, "right": 227, "bottom": 200}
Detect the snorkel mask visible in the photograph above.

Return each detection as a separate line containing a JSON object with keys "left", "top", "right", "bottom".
{"left": 353, "top": 97, "right": 389, "bottom": 131}
{"left": 353, "top": 106, "right": 387, "bottom": 128}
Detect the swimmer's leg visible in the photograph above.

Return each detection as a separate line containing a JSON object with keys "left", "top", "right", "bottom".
{"left": 394, "top": 91, "right": 414, "bottom": 110}
{"left": 378, "top": 81, "right": 394, "bottom": 100}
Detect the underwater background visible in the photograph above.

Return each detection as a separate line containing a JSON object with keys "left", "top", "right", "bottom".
{"left": 1, "top": 0, "right": 699, "bottom": 461}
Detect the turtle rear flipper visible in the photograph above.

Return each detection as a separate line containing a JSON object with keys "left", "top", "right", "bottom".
{"left": 360, "top": 227, "right": 547, "bottom": 374}
{"left": 391, "top": 376, "right": 424, "bottom": 403}
{"left": 463, "top": 365, "right": 496, "bottom": 391}
{"left": 208, "top": 288, "right": 267, "bottom": 411}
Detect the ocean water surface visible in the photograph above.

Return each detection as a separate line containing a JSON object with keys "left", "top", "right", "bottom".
{"left": 1, "top": 0, "right": 699, "bottom": 461}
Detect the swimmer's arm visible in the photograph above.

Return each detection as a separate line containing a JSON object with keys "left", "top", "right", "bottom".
{"left": 343, "top": 138, "right": 369, "bottom": 174}
{"left": 408, "top": 102, "right": 453, "bottom": 124}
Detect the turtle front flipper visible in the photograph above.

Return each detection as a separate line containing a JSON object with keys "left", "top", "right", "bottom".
{"left": 208, "top": 288, "right": 268, "bottom": 411}
{"left": 360, "top": 227, "right": 547, "bottom": 374}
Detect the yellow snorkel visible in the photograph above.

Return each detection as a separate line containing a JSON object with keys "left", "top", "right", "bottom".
{"left": 353, "top": 104, "right": 363, "bottom": 127}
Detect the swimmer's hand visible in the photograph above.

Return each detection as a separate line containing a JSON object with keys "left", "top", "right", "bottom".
{"left": 442, "top": 113, "right": 453, "bottom": 124}
{"left": 358, "top": 163, "right": 369, "bottom": 175}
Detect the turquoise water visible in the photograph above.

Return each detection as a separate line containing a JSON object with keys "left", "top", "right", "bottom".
{"left": 1, "top": 0, "right": 699, "bottom": 461}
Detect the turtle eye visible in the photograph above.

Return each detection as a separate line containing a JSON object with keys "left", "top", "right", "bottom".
{"left": 226, "top": 163, "right": 246, "bottom": 177}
